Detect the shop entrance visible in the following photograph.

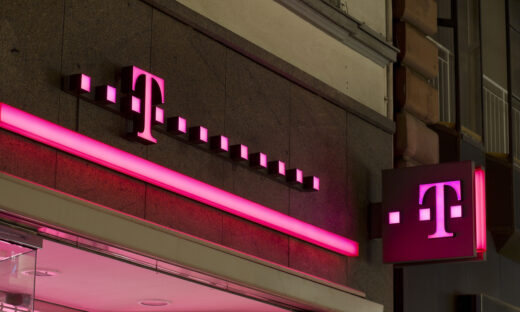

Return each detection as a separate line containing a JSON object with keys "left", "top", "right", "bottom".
{"left": 0, "top": 228, "right": 293, "bottom": 312}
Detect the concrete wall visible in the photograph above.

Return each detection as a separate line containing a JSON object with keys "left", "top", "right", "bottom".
{"left": 175, "top": 0, "right": 388, "bottom": 116}
{"left": 401, "top": 232, "right": 520, "bottom": 312}
{"left": 0, "top": 0, "right": 394, "bottom": 309}
{"left": 339, "top": 0, "right": 387, "bottom": 36}
{"left": 481, "top": 0, "right": 508, "bottom": 88}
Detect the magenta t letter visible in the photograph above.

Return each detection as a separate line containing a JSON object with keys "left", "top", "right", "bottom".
{"left": 419, "top": 181, "right": 461, "bottom": 239}
{"left": 122, "top": 66, "right": 165, "bottom": 144}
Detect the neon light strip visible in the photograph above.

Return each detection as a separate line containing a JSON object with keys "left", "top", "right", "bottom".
{"left": 0, "top": 103, "right": 358, "bottom": 256}
{"left": 474, "top": 167, "right": 486, "bottom": 253}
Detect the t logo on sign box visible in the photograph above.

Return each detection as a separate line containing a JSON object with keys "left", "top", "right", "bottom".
{"left": 419, "top": 180, "right": 461, "bottom": 239}
{"left": 382, "top": 161, "right": 486, "bottom": 264}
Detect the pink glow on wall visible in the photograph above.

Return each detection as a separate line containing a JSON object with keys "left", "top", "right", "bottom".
{"left": 419, "top": 181, "right": 461, "bottom": 239}
{"left": 0, "top": 103, "right": 358, "bottom": 257}
{"left": 475, "top": 168, "right": 487, "bottom": 252}
{"left": 419, "top": 208, "right": 430, "bottom": 221}
{"left": 124, "top": 66, "right": 165, "bottom": 144}
{"left": 80, "top": 74, "right": 91, "bottom": 93}
{"left": 389, "top": 211, "right": 400, "bottom": 224}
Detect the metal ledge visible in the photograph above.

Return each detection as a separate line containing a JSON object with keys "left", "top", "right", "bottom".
{"left": 0, "top": 172, "right": 383, "bottom": 312}
{"left": 276, "top": 0, "right": 399, "bottom": 67}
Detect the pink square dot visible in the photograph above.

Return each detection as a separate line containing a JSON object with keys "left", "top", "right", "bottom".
{"left": 259, "top": 153, "right": 267, "bottom": 168}
{"left": 178, "top": 117, "right": 187, "bottom": 133}
{"left": 200, "top": 127, "right": 208, "bottom": 142}
{"left": 419, "top": 208, "right": 430, "bottom": 221}
{"left": 155, "top": 107, "right": 164, "bottom": 124}
{"left": 389, "top": 211, "right": 400, "bottom": 224}
{"left": 313, "top": 177, "right": 320, "bottom": 190}
{"left": 451, "top": 205, "right": 462, "bottom": 218}
{"left": 240, "top": 145, "right": 248, "bottom": 160}
{"left": 221, "top": 136, "right": 229, "bottom": 151}
{"left": 106, "top": 85, "right": 116, "bottom": 103}
{"left": 296, "top": 169, "right": 303, "bottom": 183}
{"left": 131, "top": 96, "right": 140, "bottom": 113}
{"left": 278, "top": 161, "right": 286, "bottom": 176}
{"left": 80, "top": 74, "right": 91, "bottom": 92}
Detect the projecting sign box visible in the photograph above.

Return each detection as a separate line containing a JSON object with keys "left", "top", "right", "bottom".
{"left": 382, "top": 161, "right": 486, "bottom": 264}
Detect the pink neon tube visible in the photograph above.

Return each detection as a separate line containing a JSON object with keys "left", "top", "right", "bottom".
{"left": 0, "top": 103, "right": 358, "bottom": 256}
{"left": 474, "top": 168, "right": 486, "bottom": 253}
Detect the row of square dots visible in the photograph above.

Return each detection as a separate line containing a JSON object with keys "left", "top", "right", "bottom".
{"left": 69, "top": 74, "right": 165, "bottom": 124}
{"left": 67, "top": 73, "right": 320, "bottom": 191}
{"left": 168, "top": 118, "right": 320, "bottom": 191}
{"left": 388, "top": 206, "right": 462, "bottom": 224}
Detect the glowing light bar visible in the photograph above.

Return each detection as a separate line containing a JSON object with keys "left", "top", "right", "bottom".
{"left": 475, "top": 167, "right": 486, "bottom": 253}
{"left": 0, "top": 103, "right": 358, "bottom": 256}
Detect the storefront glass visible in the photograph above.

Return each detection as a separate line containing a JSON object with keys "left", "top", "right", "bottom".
{"left": 0, "top": 240, "right": 36, "bottom": 312}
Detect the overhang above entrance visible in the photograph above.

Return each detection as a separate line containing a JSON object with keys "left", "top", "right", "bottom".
{"left": 0, "top": 172, "right": 383, "bottom": 312}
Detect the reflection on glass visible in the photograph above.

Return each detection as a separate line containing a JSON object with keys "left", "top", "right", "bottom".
{"left": 0, "top": 240, "right": 36, "bottom": 312}
{"left": 34, "top": 300, "right": 83, "bottom": 312}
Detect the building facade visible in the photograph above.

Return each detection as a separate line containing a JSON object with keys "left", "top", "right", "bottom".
{"left": 0, "top": 0, "right": 396, "bottom": 311}
{"left": 1, "top": 0, "right": 518, "bottom": 311}
{"left": 394, "top": 0, "right": 520, "bottom": 311}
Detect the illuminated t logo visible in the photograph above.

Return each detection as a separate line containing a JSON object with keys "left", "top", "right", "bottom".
{"left": 419, "top": 181, "right": 462, "bottom": 239}
{"left": 122, "top": 66, "right": 165, "bottom": 144}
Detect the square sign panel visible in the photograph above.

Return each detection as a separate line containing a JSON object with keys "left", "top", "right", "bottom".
{"left": 382, "top": 161, "right": 486, "bottom": 264}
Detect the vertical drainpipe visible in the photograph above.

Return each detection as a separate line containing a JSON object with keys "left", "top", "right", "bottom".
{"left": 386, "top": 0, "right": 394, "bottom": 121}
{"left": 386, "top": 0, "right": 395, "bottom": 168}
{"left": 505, "top": 0, "right": 513, "bottom": 163}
